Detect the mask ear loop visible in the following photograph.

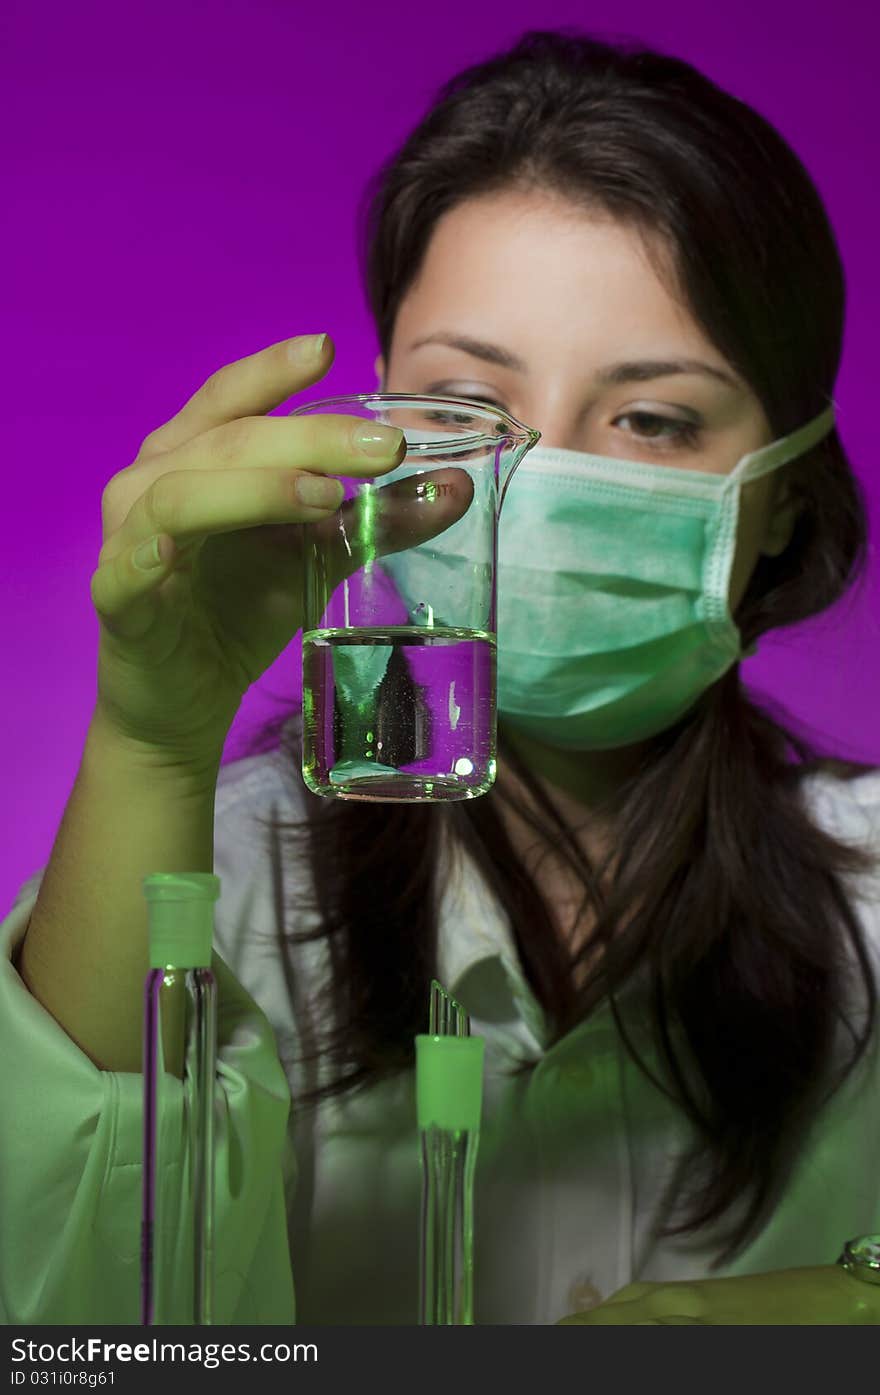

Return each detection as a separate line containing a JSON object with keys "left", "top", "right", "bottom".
{"left": 728, "top": 403, "right": 837, "bottom": 486}
{"left": 728, "top": 404, "right": 836, "bottom": 657}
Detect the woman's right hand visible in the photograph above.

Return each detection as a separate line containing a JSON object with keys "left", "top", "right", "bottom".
{"left": 89, "top": 333, "right": 409, "bottom": 774}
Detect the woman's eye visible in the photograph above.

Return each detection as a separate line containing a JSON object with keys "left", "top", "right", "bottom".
{"left": 425, "top": 410, "right": 480, "bottom": 425}
{"left": 424, "top": 399, "right": 505, "bottom": 431}
{"left": 613, "top": 411, "right": 700, "bottom": 448}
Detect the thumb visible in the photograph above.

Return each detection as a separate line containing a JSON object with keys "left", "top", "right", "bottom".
{"left": 309, "top": 466, "right": 476, "bottom": 594}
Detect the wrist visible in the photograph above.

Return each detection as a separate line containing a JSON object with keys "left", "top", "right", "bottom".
{"left": 87, "top": 704, "right": 223, "bottom": 794}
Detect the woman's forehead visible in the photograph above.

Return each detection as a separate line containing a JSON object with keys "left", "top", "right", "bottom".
{"left": 392, "top": 191, "right": 708, "bottom": 364}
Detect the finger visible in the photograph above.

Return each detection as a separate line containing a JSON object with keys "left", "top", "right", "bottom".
{"left": 309, "top": 466, "right": 477, "bottom": 594}
{"left": 162, "top": 412, "right": 407, "bottom": 482}
{"left": 137, "top": 332, "right": 335, "bottom": 458}
{"left": 90, "top": 531, "right": 177, "bottom": 642}
{"left": 104, "top": 414, "right": 406, "bottom": 564}
{"left": 558, "top": 1302, "right": 707, "bottom": 1326}
{"left": 558, "top": 1308, "right": 656, "bottom": 1326}
{"left": 92, "top": 462, "right": 347, "bottom": 631}
{"left": 642, "top": 1316, "right": 707, "bottom": 1325}
{"left": 601, "top": 1282, "right": 654, "bottom": 1305}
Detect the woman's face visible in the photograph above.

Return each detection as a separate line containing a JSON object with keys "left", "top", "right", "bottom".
{"left": 374, "top": 187, "right": 796, "bottom": 610}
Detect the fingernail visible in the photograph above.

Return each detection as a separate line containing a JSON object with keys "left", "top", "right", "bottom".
{"left": 133, "top": 535, "right": 163, "bottom": 570}
{"left": 354, "top": 424, "right": 405, "bottom": 457}
{"left": 290, "top": 333, "right": 327, "bottom": 360}
{"left": 296, "top": 475, "right": 344, "bottom": 509}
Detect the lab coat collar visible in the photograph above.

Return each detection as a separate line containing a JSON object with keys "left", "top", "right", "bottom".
{"left": 434, "top": 828, "right": 552, "bottom": 1053}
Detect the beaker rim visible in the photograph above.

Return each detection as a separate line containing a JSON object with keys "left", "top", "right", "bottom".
{"left": 289, "top": 391, "right": 541, "bottom": 449}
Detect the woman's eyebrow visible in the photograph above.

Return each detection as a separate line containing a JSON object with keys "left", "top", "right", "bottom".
{"left": 597, "top": 358, "right": 740, "bottom": 389}
{"left": 408, "top": 332, "right": 740, "bottom": 390}
{"left": 409, "top": 332, "right": 526, "bottom": 371}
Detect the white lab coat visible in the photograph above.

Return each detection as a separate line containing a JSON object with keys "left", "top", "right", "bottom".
{"left": 2, "top": 715, "right": 879, "bottom": 1324}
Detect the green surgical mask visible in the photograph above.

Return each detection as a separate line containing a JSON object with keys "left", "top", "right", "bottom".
{"left": 495, "top": 405, "right": 835, "bottom": 750}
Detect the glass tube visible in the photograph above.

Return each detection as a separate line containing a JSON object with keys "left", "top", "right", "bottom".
{"left": 141, "top": 963, "right": 217, "bottom": 1325}
{"left": 141, "top": 872, "right": 219, "bottom": 1326}
{"left": 419, "top": 1122, "right": 479, "bottom": 1324}
{"left": 417, "top": 1013, "right": 483, "bottom": 1326}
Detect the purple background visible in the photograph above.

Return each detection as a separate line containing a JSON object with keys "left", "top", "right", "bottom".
{"left": 3, "top": 0, "right": 878, "bottom": 911}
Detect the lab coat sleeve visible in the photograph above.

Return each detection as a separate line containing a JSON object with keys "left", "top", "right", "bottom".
{"left": 0, "top": 869, "right": 297, "bottom": 1326}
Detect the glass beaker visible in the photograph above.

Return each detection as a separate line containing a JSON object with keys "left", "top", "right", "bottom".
{"left": 289, "top": 393, "right": 540, "bottom": 802}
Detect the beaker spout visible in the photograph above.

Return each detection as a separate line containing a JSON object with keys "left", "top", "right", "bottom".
{"left": 498, "top": 428, "right": 541, "bottom": 513}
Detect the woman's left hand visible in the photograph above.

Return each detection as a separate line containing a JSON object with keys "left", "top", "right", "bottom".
{"left": 556, "top": 1265, "right": 880, "bottom": 1325}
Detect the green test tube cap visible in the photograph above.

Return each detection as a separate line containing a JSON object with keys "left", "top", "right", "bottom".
{"left": 415, "top": 1034, "right": 485, "bottom": 1132}
{"left": 142, "top": 872, "right": 221, "bottom": 969}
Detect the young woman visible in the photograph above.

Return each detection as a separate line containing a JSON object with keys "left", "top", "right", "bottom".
{"left": 4, "top": 30, "right": 879, "bottom": 1325}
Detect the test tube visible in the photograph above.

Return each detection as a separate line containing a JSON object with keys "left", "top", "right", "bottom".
{"left": 416, "top": 1033, "right": 485, "bottom": 1324}
{"left": 141, "top": 872, "right": 220, "bottom": 1326}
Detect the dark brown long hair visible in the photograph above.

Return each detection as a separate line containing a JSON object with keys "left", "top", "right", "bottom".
{"left": 242, "top": 29, "right": 877, "bottom": 1266}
